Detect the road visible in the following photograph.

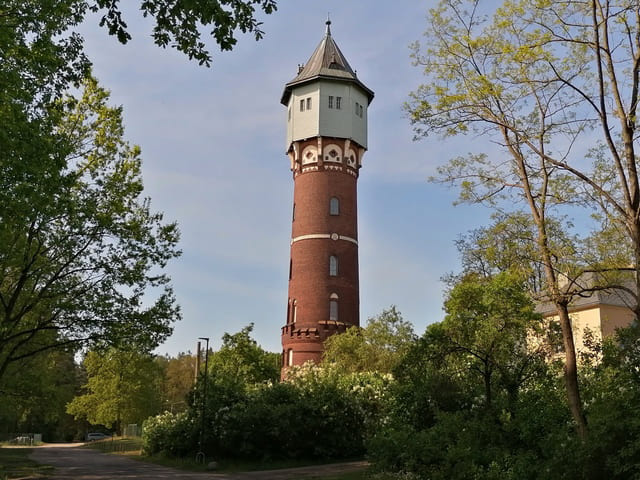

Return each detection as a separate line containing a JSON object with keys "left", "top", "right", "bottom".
{"left": 29, "top": 446, "right": 367, "bottom": 479}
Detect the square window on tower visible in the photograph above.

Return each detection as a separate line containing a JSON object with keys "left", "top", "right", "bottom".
{"left": 300, "top": 99, "right": 305, "bottom": 112}
{"left": 336, "top": 96, "right": 342, "bottom": 109}
{"left": 306, "top": 97, "right": 312, "bottom": 110}
{"left": 328, "top": 96, "right": 334, "bottom": 108}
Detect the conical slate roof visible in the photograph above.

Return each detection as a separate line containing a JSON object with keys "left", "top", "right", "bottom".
{"left": 280, "top": 21, "right": 374, "bottom": 106}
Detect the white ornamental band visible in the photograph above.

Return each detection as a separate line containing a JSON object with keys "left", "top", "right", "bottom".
{"left": 290, "top": 233, "right": 358, "bottom": 246}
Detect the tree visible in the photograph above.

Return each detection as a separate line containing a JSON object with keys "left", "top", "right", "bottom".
{"left": 453, "top": 211, "right": 551, "bottom": 292}
{"left": 405, "top": 0, "right": 640, "bottom": 436}
{"left": 0, "top": 348, "right": 84, "bottom": 441}
{"left": 322, "top": 306, "right": 416, "bottom": 374}
{"left": 1, "top": 1, "right": 277, "bottom": 72}
{"left": 157, "top": 352, "right": 196, "bottom": 413}
{"left": 1, "top": 0, "right": 279, "bottom": 381}
{"left": 67, "top": 348, "right": 164, "bottom": 433}
{"left": 91, "top": 0, "right": 278, "bottom": 66}
{"left": 0, "top": 77, "right": 181, "bottom": 380}
{"left": 433, "top": 272, "right": 545, "bottom": 409}
{"left": 368, "top": 273, "right": 561, "bottom": 479}
{"left": 206, "top": 324, "right": 280, "bottom": 385}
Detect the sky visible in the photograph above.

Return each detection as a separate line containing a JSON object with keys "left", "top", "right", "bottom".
{"left": 78, "top": 1, "right": 493, "bottom": 355}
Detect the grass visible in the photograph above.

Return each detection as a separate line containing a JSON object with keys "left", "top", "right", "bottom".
{"left": 0, "top": 448, "right": 53, "bottom": 480}
{"left": 83, "top": 436, "right": 142, "bottom": 455}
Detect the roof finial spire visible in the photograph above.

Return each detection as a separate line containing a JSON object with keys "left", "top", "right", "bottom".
{"left": 325, "top": 14, "right": 331, "bottom": 36}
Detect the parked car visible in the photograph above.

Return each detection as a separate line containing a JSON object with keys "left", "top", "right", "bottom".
{"left": 10, "top": 436, "right": 31, "bottom": 445}
{"left": 86, "top": 432, "right": 111, "bottom": 442}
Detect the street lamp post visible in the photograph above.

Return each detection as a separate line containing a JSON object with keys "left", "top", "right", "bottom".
{"left": 196, "top": 336, "right": 209, "bottom": 464}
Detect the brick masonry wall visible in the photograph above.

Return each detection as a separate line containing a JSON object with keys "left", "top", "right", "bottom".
{"left": 282, "top": 136, "right": 362, "bottom": 368}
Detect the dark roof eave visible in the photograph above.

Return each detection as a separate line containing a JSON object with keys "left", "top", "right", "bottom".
{"left": 280, "top": 74, "right": 375, "bottom": 106}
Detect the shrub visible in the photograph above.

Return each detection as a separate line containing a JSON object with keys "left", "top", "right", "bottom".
{"left": 142, "top": 411, "right": 197, "bottom": 457}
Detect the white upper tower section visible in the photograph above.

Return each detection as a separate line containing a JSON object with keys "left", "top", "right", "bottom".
{"left": 281, "top": 20, "right": 374, "bottom": 152}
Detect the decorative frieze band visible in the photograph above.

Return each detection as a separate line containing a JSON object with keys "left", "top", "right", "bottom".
{"left": 290, "top": 233, "right": 358, "bottom": 246}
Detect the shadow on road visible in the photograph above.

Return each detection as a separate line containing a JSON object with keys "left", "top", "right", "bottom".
{"left": 29, "top": 446, "right": 367, "bottom": 479}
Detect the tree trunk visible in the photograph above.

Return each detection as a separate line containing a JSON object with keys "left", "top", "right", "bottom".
{"left": 556, "top": 301, "right": 588, "bottom": 439}
{"left": 484, "top": 365, "right": 492, "bottom": 409}
{"left": 632, "top": 227, "right": 640, "bottom": 321}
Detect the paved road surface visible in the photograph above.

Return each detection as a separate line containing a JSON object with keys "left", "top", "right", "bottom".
{"left": 29, "top": 446, "right": 367, "bottom": 479}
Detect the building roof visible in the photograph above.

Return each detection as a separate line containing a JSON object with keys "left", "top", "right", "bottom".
{"left": 537, "top": 271, "right": 636, "bottom": 316}
{"left": 280, "top": 20, "right": 374, "bottom": 106}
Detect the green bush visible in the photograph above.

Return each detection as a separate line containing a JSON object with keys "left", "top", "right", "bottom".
{"left": 142, "top": 411, "right": 197, "bottom": 457}
{"left": 142, "top": 362, "right": 394, "bottom": 461}
{"left": 215, "top": 364, "right": 393, "bottom": 460}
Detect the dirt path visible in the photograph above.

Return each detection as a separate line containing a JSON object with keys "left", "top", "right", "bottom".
{"left": 29, "top": 446, "right": 367, "bottom": 479}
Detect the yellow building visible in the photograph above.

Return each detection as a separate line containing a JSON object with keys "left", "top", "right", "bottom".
{"left": 538, "top": 281, "right": 635, "bottom": 355}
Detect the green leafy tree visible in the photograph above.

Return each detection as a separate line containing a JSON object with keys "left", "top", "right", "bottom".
{"left": 67, "top": 348, "right": 164, "bottom": 433}
{"left": 574, "top": 326, "right": 640, "bottom": 479}
{"left": 322, "top": 306, "right": 416, "bottom": 374}
{"left": 432, "top": 272, "right": 545, "bottom": 409}
{"left": 405, "top": 0, "right": 640, "bottom": 436}
{"left": 206, "top": 324, "right": 279, "bottom": 385}
{"left": 91, "top": 0, "right": 278, "bottom": 66}
{"left": 453, "top": 211, "right": 555, "bottom": 293}
{"left": 2, "top": 1, "right": 277, "bottom": 73}
{"left": 2, "top": 0, "right": 277, "bottom": 376}
{"left": 369, "top": 273, "right": 563, "bottom": 479}
{"left": 0, "top": 76, "right": 180, "bottom": 380}
{"left": 0, "top": 349, "right": 84, "bottom": 441}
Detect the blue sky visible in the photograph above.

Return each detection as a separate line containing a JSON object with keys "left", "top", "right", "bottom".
{"left": 78, "top": 1, "right": 493, "bottom": 354}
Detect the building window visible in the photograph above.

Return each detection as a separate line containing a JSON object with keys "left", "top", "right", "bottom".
{"left": 292, "top": 303, "right": 297, "bottom": 323}
{"left": 289, "top": 259, "right": 292, "bottom": 280}
{"left": 329, "top": 299, "right": 338, "bottom": 321}
{"left": 292, "top": 203, "right": 296, "bottom": 222}
{"left": 355, "top": 102, "right": 359, "bottom": 115}
{"left": 288, "top": 349, "right": 293, "bottom": 366}
{"left": 300, "top": 99, "right": 305, "bottom": 112}
{"left": 330, "top": 197, "right": 340, "bottom": 215}
{"left": 306, "top": 97, "right": 312, "bottom": 110}
{"left": 336, "top": 96, "right": 342, "bottom": 109}
{"left": 328, "top": 95, "right": 334, "bottom": 108}
{"left": 329, "top": 255, "right": 338, "bottom": 276}
{"left": 359, "top": 104, "right": 364, "bottom": 117}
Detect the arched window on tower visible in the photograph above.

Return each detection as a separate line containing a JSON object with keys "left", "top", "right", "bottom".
{"left": 330, "top": 197, "right": 340, "bottom": 216}
{"left": 329, "top": 255, "right": 338, "bottom": 276}
{"left": 329, "top": 293, "right": 339, "bottom": 321}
